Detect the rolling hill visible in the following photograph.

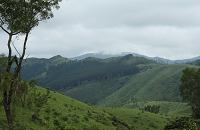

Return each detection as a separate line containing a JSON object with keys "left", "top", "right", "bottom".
{"left": 0, "top": 85, "right": 192, "bottom": 130}
{"left": 12, "top": 54, "right": 199, "bottom": 107}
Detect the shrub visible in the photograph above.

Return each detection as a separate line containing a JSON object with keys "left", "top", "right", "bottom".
{"left": 84, "top": 116, "right": 89, "bottom": 121}
{"left": 144, "top": 105, "right": 160, "bottom": 114}
{"left": 112, "top": 116, "right": 118, "bottom": 122}
{"left": 164, "top": 116, "right": 200, "bottom": 130}
{"left": 149, "top": 122, "right": 158, "bottom": 129}
{"left": 9, "top": 121, "right": 27, "bottom": 130}
{"left": 64, "top": 103, "right": 68, "bottom": 107}
{"left": 44, "top": 116, "right": 50, "bottom": 121}
{"left": 53, "top": 111, "right": 61, "bottom": 116}
{"left": 62, "top": 116, "right": 68, "bottom": 121}
{"left": 53, "top": 117, "right": 60, "bottom": 126}
{"left": 87, "top": 112, "right": 92, "bottom": 116}
{"left": 53, "top": 97, "right": 56, "bottom": 101}
{"left": 121, "top": 121, "right": 129, "bottom": 128}
{"left": 73, "top": 118, "right": 80, "bottom": 123}
{"left": 45, "top": 107, "right": 51, "bottom": 113}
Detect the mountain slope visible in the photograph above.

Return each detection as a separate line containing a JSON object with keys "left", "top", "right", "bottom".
{"left": 96, "top": 64, "right": 198, "bottom": 107}
{"left": 0, "top": 85, "right": 176, "bottom": 130}
{"left": 69, "top": 51, "right": 200, "bottom": 64}
{"left": 63, "top": 64, "right": 198, "bottom": 107}
{"left": 18, "top": 54, "right": 155, "bottom": 90}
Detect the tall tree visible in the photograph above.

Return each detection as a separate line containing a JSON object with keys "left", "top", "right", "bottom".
{"left": 179, "top": 67, "right": 200, "bottom": 118}
{"left": 0, "top": 0, "right": 62, "bottom": 128}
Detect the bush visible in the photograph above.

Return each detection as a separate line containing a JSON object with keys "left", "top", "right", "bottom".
{"left": 84, "top": 116, "right": 89, "bottom": 121}
{"left": 87, "top": 112, "right": 92, "bottom": 116}
{"left": 64, "top": 103, "right": 68, "bottom": 107}
{"left": 53, "top": 111, "right": 61, "bottom": 116}
{"left": 44, "top": 116, "right": 50, "bottom": 121}
{"left": 149, "top": 122, "right": 158, "bottom": 129}
{"left": 45, "top": 107, "right": 51, "bottom": 113}
{"left": 144, "top": 105, "right": 160, "bottom": 114}
{"left": 164, "top": 116, "right": 200, "bottom": 130}
{"left": 62, "top": 116, "right": 68, "bottom": 121}
{"left": 112, "top": 116, "right": 118, "bottom": 122}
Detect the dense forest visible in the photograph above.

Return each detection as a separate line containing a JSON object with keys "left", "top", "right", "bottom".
{"left": 14, "top": 54, "right": 155, "bottom": 90}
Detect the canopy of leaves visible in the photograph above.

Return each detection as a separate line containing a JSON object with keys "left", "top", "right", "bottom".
{"left": 179, "top": 67, "right": 200, "bottom": 118}
{"left": 0, "top": 0, "right": 62, "bottom": 34}
{"left": 0, "top": 53, "right": 7, "bottom": 75}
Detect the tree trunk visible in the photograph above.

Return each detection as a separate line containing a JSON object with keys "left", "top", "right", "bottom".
{"left": 3, "top": 90, "right": 13, "bottom": 129}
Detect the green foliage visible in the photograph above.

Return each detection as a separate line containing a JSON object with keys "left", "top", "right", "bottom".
{"left": 87, "top": 111, "right": 92, "bottom": 116}
{"left": 0, "top": 85, "right": 177, "bottom": 130}
{"left": 180, "top": 67, "right": 200, "bottom": 118}
{"left": 64, "top": 103, "right": 68, "bottom": 107}
{"left": 144, "top": 105, "right": 160, "bottom": 114}
{"left": 83, "top": 116, "right": 89, "bottom": 121}
{"left": 149, "top": 122, "right": 158, "bottom": 129}
{"left": 164, "top": 116, "right": 200, "bottom": 130}
{"left": 27, "top": 86, "right": 51, "bottom": 121}
{"left": 0, "top": 53, "right": 7, "bottom": 75}
{"left": 62, "top": 116, "right": 68, "bottom": 121}
{"left": 5, "top": 121, "right": 27, "bottom": 130}
{"left": 112, "top": 116, "right": 118, "bottom": 122}
{"left": 97, "top": 64, "right": 191, "bottom": 107}
{"left": 53, "top": 111, "right": 61, "bottom": 116}
{"left": 45, "top": 107, "right": 51, "bottom": 113}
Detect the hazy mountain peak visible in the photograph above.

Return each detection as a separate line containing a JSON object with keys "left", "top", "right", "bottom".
{"left": 120, "top": 54, "right": 133, "bottom": 62}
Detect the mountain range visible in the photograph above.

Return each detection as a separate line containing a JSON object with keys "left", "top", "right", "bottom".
{"left": 12, "top": 53, "right": 199, "bottom": 107}
{"left": 69, "top": 51, "right": 200, "bottom": 64}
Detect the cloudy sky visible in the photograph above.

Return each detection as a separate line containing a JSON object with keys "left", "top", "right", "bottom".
{"left": 1, "top": 0, "right": 200, "bottom": 60}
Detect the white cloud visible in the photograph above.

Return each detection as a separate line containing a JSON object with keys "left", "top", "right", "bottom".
{"left": 1, "top": 0, "right": 200, "bottom": 60}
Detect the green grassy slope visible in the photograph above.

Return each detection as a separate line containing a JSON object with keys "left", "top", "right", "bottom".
{"left": 95, "top": 64, "right": 198, "bottom": 107}
{"left": 64, "top": 76, "right": 132, "bottom": 105}
{"left": 102, "top": 107, "right": 173, "bottom": 130}
{"left": 123, "top": 101, "right": 192, "bottom": 116}
{"left": 0, "top": 86, "right": 176, "bottom": 130}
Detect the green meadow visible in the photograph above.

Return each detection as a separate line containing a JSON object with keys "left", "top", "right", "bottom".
{"left": 1, "top": 55, "right": 200, "bottom": 129}
{"left": 1, "top": 86, "right": 191, "bottom": 130}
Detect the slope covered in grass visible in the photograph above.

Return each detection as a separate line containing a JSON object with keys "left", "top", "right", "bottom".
{"left": 123, "top": 101, "right": 192, "bottom": 116}
{"left": 0, "top": 85, "right": 176, "bottom": 130}
{"left": 96, "top": 64, "right": 198, "bottom": 107}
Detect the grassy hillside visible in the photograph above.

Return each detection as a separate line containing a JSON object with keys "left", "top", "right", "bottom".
{"left": 0, "top": 85, "right": 178, "bottom": 130}
{"left": 10, "top": 55, "right": 199, "bottom": 108}
{"left": 64, "top": 64, "right": 198, "bottom": 107}
{"left": 123, "top": 101, "right": 192, "bottom": 116}
{"left": 95, "top": 64, "right": 198, "bottom": 107}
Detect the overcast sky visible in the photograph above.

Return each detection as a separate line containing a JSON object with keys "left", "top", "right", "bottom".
{"left": 1, "top": 0, "right": 200, "bottom": 60}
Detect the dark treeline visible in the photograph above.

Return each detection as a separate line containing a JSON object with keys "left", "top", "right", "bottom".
{"left": 10, "top": 55, "right": 156, "bottom": 91}
{"left": 11, "top": 62, "right": 47, "bottom": 80}
{"left": 37, "top": 59, "right": 140, "bottom": 90}
{"left": 186, "top": 59, "right": 200, "bottom": 66}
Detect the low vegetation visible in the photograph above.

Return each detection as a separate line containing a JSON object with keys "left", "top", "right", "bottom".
{"left": 1, "top": 55, "right": 200, "bottom": 129}
{"left": 2, "top": 85, "right": 198, "bottom": 130}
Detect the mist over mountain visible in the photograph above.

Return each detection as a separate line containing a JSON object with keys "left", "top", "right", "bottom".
{"left": 69, "top": 52, "right": 200, "bottom": 64}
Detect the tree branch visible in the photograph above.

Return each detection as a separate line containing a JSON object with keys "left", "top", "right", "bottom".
{"left": 12, "top": 41, "right": 21, "bottom": 58}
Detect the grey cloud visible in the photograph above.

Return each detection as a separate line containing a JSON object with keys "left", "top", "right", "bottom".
{"left": 1, "top": 0, "right": 200, "bottom": 60}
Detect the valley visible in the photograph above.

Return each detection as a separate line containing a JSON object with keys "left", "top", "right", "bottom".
{"left": 1, "top": 54, "right": 199, "bottom": 129}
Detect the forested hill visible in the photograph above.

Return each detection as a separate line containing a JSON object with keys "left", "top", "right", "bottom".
{"left": 16, "top": 54, "right": 156, "bottom": 90}
{"left": 11, "top": 54, "right": 199, "bottom": 107}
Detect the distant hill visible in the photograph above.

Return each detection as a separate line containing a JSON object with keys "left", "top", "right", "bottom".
{"left": 64, "top": 63, "right": 198, "bottom": 107}
{"left": 12, "top": 54, "right": 199, "bottom": 107}
{"left": 69, "top": 51, "right": 200, "bottom": 64}
{"left": 17, "top": 54, "right": 155, "bottom": 89}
